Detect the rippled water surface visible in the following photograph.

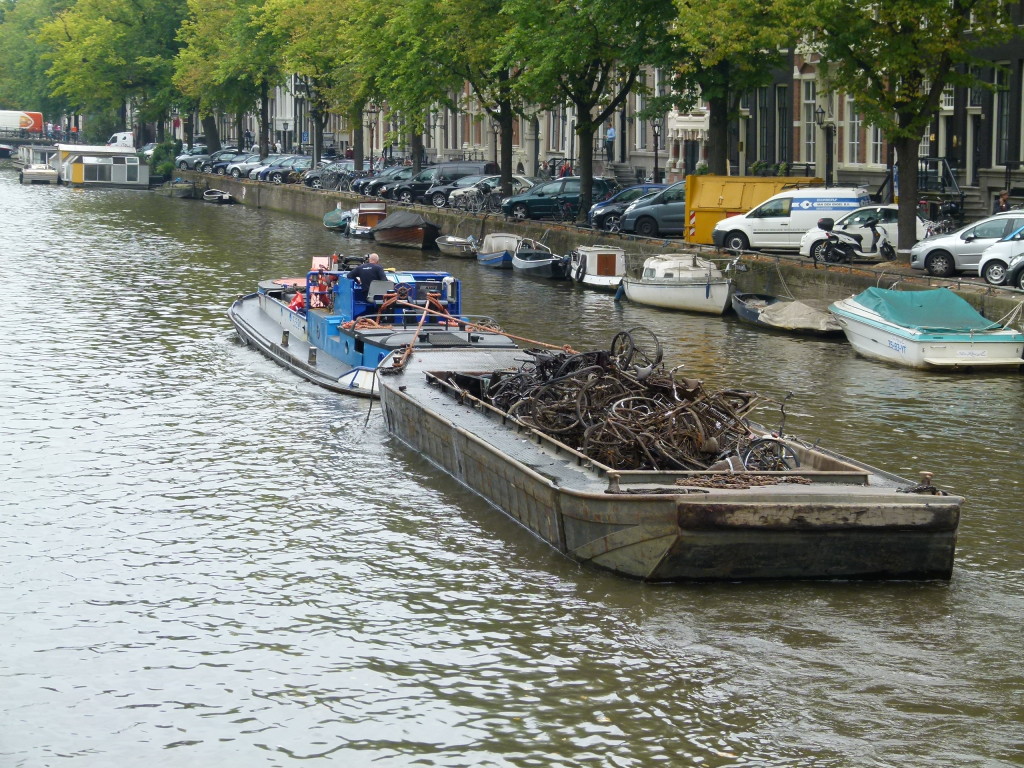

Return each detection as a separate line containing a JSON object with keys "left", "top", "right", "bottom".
{"left": 2, "top": 165, "right": 1022, "bottom": 767}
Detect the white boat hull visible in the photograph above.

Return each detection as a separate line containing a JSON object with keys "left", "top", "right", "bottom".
{"left": 830, "top": 297, "right": 1024, "bottom": 369}
{"left": 622, "top": 277, "right": 732, "bottom": 314}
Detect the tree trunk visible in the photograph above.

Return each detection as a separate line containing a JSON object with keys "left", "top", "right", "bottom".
{"left": 201, "top": 114, "right": 220, "bottom": 152}
{"left": 577, "top": 122, "right": 597, "bottom": 221}
{"left": 707, "top": 94, "right": 730, "bottom": 175}
{"left": 893, "top": 134, "right": 919, "bottom": 263}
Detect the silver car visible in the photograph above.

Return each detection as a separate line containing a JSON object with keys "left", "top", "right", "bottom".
{"left": 909, "top": 211, "right": 1024, "bottom": 277}
{"left": 226, "top": 154, "right": 277, "bottom": 179}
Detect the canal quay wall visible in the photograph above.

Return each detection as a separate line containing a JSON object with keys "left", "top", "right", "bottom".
{"left": 187, "top": 172, "right": 1024, "bottom": 323}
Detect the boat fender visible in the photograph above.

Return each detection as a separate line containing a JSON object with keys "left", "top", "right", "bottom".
{"left": 575, "top": 257, "right": 585, "bottom": 283}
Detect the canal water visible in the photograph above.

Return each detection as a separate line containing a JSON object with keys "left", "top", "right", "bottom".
{"left": 1, "top": 165, "right": 1022, "bottom": 768}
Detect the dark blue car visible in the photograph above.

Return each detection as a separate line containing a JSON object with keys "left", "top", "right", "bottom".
{"left": 588, "top": 183, "right": 667, "bottom": 230}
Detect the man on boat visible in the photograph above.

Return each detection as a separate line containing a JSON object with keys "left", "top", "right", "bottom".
{"left": 346, "top": 253, "right": 387, "bottom": 292}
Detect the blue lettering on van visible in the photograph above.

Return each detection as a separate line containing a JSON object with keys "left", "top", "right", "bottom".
{"left": 793, "top": 197, "right": 863, "bottom": 210}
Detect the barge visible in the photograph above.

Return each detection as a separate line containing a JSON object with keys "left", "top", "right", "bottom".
{"left": 377, "top": 343, "right": 961, "bottom": 581}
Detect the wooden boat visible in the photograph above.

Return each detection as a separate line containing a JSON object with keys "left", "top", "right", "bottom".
{"left": 475, "top": 232, "right": 521, "bottom": 269}
{"left": 202, "top": 188, "right": 234, "bottom": 204}
{"left": 377, "top": 340, "right": 961, "bottom": 582}
{"left": 155, "top": 179, "right": 197, "bottom": 199}
{"left": 620, "top": 253, "right": 732, "bottom": 314}
{"left": 228, "top": 255, "right": 517, "bottom": 397}
{"left": 511, "top": 238, "right": 567, "bottom": 279}
{"left": 371, "top": 209, "right": 441, "bottom": 249}
{"left": 829, "top": 287, "right": 1024, "bottom": 370}
{"left": 349, "top": 201, "right": 387, "bottom": 238}
{"left": 732, "top": 293, "right": 843, "bottom": 336}
{"left": 436, "top": 234, "right": 478, "bottom": 257}
{"left": 568, "top": 245, "right": 626, "bottom": 291}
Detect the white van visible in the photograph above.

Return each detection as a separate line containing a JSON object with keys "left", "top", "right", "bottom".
{"left": 711, "top": 186, "right": 870, "bottom": 251}
{"left": 106, "top": 131, "right": 135, "bottom": 148}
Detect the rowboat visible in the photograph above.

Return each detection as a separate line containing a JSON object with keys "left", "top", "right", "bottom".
{"left": 829, "top": 287, "right": 1024, "bottom": 369}
{"left": 475, "top": 232, "right": 521, "bottom": 269}
{"left": 732, "top": 293, "right": 843, "bottom": 336}
{"left": 510, "top": 238, "right": 566, "bottom": 279}
{"left": 436, "top": 234, "right": 478, "bottom": 257}
{"left": 620, "top": 254, "right": 732, "bottom": 314}
{"left": 202, "top": 188, "right": 234, "bottom": 204}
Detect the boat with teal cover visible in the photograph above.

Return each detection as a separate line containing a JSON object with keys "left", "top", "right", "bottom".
{"left": 228, "top": 255, "right": 516, "bottom": 396}
{"left": 829, "top": 287, "right": 1024, "bottom": 369}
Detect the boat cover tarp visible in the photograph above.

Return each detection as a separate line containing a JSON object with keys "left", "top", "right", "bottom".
{"left": 760, "top": 299, "right": 841, "bottom": 332}
{"left": 853, "top": 287, "right": 998, "bottom": 331}
{"left": 373, "top": 209, "right": 439, "bottom": 232}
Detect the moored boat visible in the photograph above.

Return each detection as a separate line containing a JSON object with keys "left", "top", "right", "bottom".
{"left": 620, "top": 253, "right": 733, "bottom": 314}
{"left": 568, "top": 245, "right": 626, "bottom": 290}
{"left": 228, "top": 254, "right": 516, "bottom": 397}
{"left": 323, "top": 202, "right": 354, "bottom": 231}
{"left": 436, "top": 234, "right": 478, "bottom": 257}
{"left": 510, "top": 238, "right": 566, "bottom": 279}
{"left": 732, "top": 293, "right": 843, "bottom": 336}
{"left": 372, "top": 210, "right": 441, "bottom": 249}
{"left": 349, "top": 201, "right": 387, "bottom": 238}
{"left": 829, "top": 287, "right": 1024, "bottom": 370}
{"left": 155, "top": 179, "right": 197, "bottom": 199}
{"left": 0, "top": 143, "right": 13, "bottom": 158}
{"left": 475, "top": 232, "right": 521, "bottom": 269}
{"left": 377, "top": 333, "right": 961, "bottom": 582}
{"left": 19, "top": 163, "right": 58, "bottom": 184}
{"left": 203, "top": 188, "right": 234, "bottom": 204}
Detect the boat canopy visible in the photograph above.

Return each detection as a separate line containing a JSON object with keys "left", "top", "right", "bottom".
{"left": 854, "top": 287, "right": 1000, "bottom": 332}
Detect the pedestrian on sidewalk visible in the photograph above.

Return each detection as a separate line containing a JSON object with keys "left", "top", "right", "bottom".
{"left": 605, "top": 121, "right": 615, "bottom": 162}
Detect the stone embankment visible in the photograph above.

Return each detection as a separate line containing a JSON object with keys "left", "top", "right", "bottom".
{"left": 184, "top": 171, "right": 1024, "bottom": 323}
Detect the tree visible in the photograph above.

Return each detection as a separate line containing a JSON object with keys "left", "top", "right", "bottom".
{"left": 805, "top": 0, "right": 1018, "bottom": 258}
{"left": 499, "top": 0, "right": 678, "bottom": 218}
{"left": 671, "top": 0, "right": 802, "bottom": 175}
{"left": 0, "top": 0, "right": 74, "bottom": 119}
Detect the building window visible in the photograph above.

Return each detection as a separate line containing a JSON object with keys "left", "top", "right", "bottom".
{"left": 870, "top": 125, "right": 885, "bottom": 165}
{"left": 775, "top": 85, "right": 789, "bottom": 162}
{"left": 918, "top": 130, "right": 931, "bottom": 157}
{"left": 846, "top": 96, "right": 860, "bottom": 164}
{"left": 83, "top": 155, "right": 112, "bottom": 182}
{"left": 802, "top": 80, "right": 816, "bottom": 162}
{"left": 994, "top": 66, "right": 1010, "bottom": 166}
{"left": 758, "top": 87, "right": 770, "bottom": 160}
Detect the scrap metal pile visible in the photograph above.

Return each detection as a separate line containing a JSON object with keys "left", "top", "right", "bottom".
{"left": 484, "top": 327, "right": 795, "bottom": 472}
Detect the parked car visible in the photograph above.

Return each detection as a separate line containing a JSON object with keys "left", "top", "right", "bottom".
{"left": 139, "top": 142, "right": 158, "bottom": 159}
{"left": 199, "top": 149, "right": 248, "bottom": 173}
{"left": 360, "top": 166, "right": 415, "bottom": 196}
{"left": 588, "top": 183, "right": 666, "bottom": 230}
{"left": 1002, "top": 249, "right": 1024, "bottom": 290}
{"left": 501, "top": 176, "right": 618, "bottom": 220}
{"left": 227, "top": 154, "right": 280, "bottom": 178}
{"left": 385, "top": 161, "right": 499, "bottom": 204}
{"left": 174, "top": 146, "right": 209, "bottom": 170}
{"left": 798, "top": 203, "right": 931, "bottom": 260}
{"left": 253, "top": 155, "right": 305, "bottom": 181}
{"left": 302, "top": 159, "right": 355, "bottom": 189}
{"left": 265, "top": 156, "right": 314, "bottom": 184}
{"left": 909, "top": 210, "right": 1024, "bottom": 277}
{"left": 424, "top": 174, "right": 489, "bottom": 207}
{"left": 446, "top": 175, "right": 536, "bottom": 208}
{"left": 977, "top": 223, "right": 1024, "bottom": 284}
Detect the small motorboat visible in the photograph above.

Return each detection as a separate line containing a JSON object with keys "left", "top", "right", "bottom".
{"left": 511, "top": 238, "right": 566, "bottom": 279}
{"left": 568, "top": 245, "right": 626, "bottom": 291}
{"left": 476, "top": 232, "right": 521, "bottom": 269}
{"left": 203, "top": 188, "right": 234, "bottom": 204}
{"left": 228, "top": 254, "right": 518, "bottom": 397}
{"left": 829, "top": 287, "right": 1024, "bottom": 370}
{"left": 732, "top": 293, "right": 843, "bottom": 336}
{"left": 0, "top": 143, "right": 14, "bottom": 158}
{"left": 349, "top": 201, "right": 387, "bottom": 238}
{"left": 19, "top": 163, "right": 58, "bottom": 185}
{"left": 436, "top": 234, "right": 478, "bottom": 257}
{"left": 323, "top": 202, "right": 355, "bottom": 232}
{"left": 620, "top": 253, "right": 732, "bottom": 315}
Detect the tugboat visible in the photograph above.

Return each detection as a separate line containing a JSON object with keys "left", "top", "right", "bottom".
{"left": 228, "top": 254, "right": 516, "bottom": 397}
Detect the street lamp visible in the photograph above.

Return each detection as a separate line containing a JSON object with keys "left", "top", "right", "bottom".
{"left": 815, "top": 105, "right": 834, "bottom": 188}
{"left": 490, "top": 117, "right": 500, "bottom": 166}
{"left": 364, "top": 104, "right": 379, "bottom": 172}
{"left": 651, "top": 115, "right": 663, "bottom": 184}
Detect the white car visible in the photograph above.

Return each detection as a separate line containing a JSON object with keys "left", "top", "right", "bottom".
{"left": 978, "top": 223, "right": 1024, "bottom": 284}
{"left": 798, "top": 204, "right": 930, "bottom": 260}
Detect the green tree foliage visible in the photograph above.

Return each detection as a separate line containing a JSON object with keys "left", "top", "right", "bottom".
{"left": 499, "top": 0, "right": 678, "bottom": 217}
{"left": 175, "top": 0, "right": 285, "bottom": 156}
{"left": 38, "top": 0, "right": 187, "bottom": 134}
{"left": 0, "top": 0, "right": 73, "bottom": 116}
{"left": 671, "top": 0, "right": 801, "bottom": 175}
{"left": 804, "top": 0, "right": 1017, "bottom": 256}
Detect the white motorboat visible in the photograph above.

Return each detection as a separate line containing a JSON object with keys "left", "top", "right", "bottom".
{"left": 620, "top": 253, "right": 732, "bottom": 314}
{"left": 568, "top": 245, "right": 626, "bottom": 291}
{"left": 510, "top": 238, "right": 566, "bottom": 279}
{"left": 436, "top": 234, "right": 477, "bottom": 257}
{"left": 829, "top": 287, "right": 1024, "bottom": 370}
